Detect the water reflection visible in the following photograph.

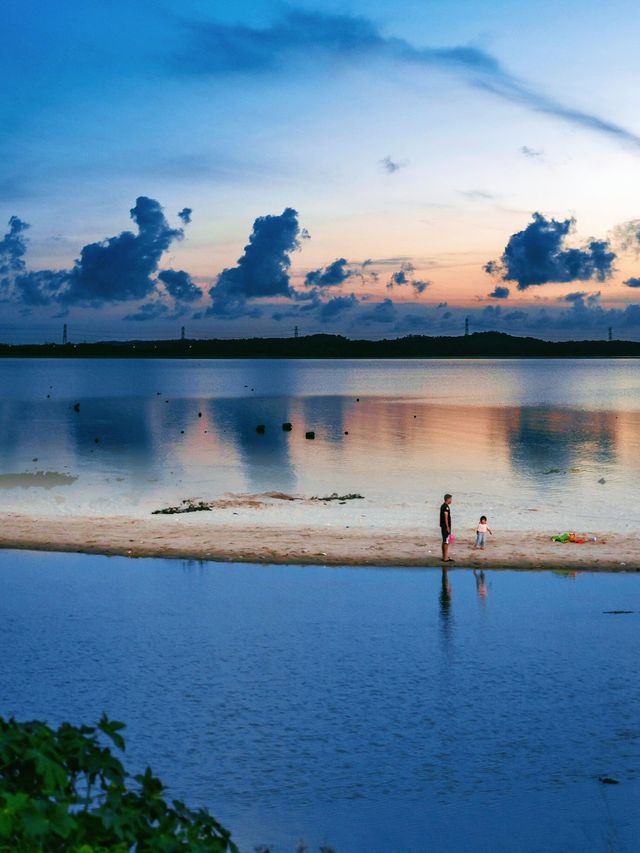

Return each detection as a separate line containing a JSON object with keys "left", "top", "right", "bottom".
{"left": 439, "top": 567, "right": 453, "bottom": 643}
{"left": 504, "top": 407, "right": 617, "bottom": 471}
{"left": 473, "top": 569, "right": 488, "bottom": 603}
{"left": 0, "top": 377, "right": 639, "bottom": 528}
{"left": 206, "top": 397, "right": 296, "bottom": 493}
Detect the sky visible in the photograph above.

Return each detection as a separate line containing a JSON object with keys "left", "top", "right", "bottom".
{"left": 2, "top": 0, "right": 640, "bottom": 342}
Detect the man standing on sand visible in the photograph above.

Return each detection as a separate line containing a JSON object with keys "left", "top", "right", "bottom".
{"left": 440, "top": 493, "right": 454, "bottom": 562}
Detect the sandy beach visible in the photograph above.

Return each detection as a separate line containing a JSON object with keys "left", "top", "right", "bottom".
{"left": 1, "top": 493, "right": 638, "bottom": 570}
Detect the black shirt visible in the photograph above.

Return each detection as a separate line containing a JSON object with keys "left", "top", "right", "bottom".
{"left": 440, "top": 502, "right": 451, "bottom": 531}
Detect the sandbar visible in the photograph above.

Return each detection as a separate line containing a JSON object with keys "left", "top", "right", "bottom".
{"left": 0, "top": 498, "right": 638, "bottom": 571}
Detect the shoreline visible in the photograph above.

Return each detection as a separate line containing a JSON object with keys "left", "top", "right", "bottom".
{"left": 1, "top": 512, "right": 638, "bottom": 571}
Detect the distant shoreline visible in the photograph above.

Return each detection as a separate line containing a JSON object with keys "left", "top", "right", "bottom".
{"left": 1, "top": 331, "right": 640, "bottom": 359}
{"left": 1, "top": 511, "right": 638, "bottom": 571}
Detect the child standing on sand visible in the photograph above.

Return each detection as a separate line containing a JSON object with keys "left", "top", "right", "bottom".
{"left": 474, "top": 515, "right": 492, "bottom": 550}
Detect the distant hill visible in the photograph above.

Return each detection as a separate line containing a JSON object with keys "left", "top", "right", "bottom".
{"left": 1, "top": 331, "right": 639, "bottom": 358}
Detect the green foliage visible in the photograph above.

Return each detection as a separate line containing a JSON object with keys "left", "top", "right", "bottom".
{"left": 0, "top": 715, "right": 239, "bottom": 852}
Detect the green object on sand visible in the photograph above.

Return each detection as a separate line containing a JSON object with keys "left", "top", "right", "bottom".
{"left": 552, "top": 533, "right": 571, "bottom": 543}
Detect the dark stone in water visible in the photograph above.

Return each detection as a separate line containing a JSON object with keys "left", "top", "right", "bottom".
{"left": 305, "top": 431, "right": 315, "bottom": 439}
{"left": 598, "top": 776, "right": 619, "bottom": 784}
{"left": 198, "top": 412, "right": 202, "bottom": 417}
{"left": 73, "top": 403, "right": 80, "bottom": 412}
{"left": 94, "top": 437, "right": 100, "bottom": 443}
{"left": 256, "top": 424, "right": 266, "bottom": 434}
{"left": 282, "top": 422, "right": 292, "bottom": 431}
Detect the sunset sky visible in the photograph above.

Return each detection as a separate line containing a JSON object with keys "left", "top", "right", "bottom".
{"left": 3, "top": 0, "right": 640, "bottom": 341}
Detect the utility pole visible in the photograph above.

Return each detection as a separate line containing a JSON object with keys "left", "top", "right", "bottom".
{"left": 181, "top": 326, "right": 185, "bottom": 341}
{"left": 62, "top": 323, "right": 68, "bottom": 345}
{"left": 464, "top": 317, "right": 469, "bottom": 337}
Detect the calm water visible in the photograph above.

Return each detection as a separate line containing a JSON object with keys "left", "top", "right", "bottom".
{"left": 0, "top": 358, "right": 640, "bottom": 530}
{"left": 1, "top": 550, "right": 639, "bottom": 852}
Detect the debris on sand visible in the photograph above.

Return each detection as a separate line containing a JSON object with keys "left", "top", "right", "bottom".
{"left": 152, "top": 500, "right": 212, "bottom": 515}
{"left": 152, "top": 492, "right": 302, "bottom": 515}
{"left": 311, "top": 492, "right": 364, "bottom": 502}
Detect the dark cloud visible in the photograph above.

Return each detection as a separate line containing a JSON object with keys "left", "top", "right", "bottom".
{"left": 206, "top": 207, "right": 303, "bottom": 317}
{"left": 319, "top": 293, "right": 359, "bottom": 322}
{"left": 561, "top": 290, "right": 601, "bottom": 307}
{"left": 485, "top": 213, "right": 615, "bottom": 290}
{"left": 179, "top": 10, "right": 640, "bottom": 150}
{"left": 305, "top": 257, "right": 354, "bottom": 288}
{"left": 562, "top": 290, "right": 587, "bottom": 303}
{"left": 61, "top": 197, "right": 184, "bottom": 306}
{"left": 0, "top": 216, "right": 68, "bottom": 305}
{"left": 359, "top": 297, "right": 397, "bottom": 325}
{"left": 624, "top": 277, "right": 640, "bottom": 288}
{"left": 123, "top": 301, "right": 171, "bottom": 321}
{"left": 177, "top": 207, "right": 192, "bottom": 225}
{"left": 158, "top": 269, "right": 201, "bottom": 302}
{"left": 386, "top": 261, "right": 430, "bottom": 295}
{"left": 393, "top": 311, "right": 432, "bottom": 333}
{"left": 1, "top": 197, "right": 193, "bottom": 310}
{"left": 488, "top": 285, "right": 510, "bottom": 299}
{"left": 380, "top": 156, "right": 404, "bottom": 174}
{"left": 0, "top": 216, "right": 29, "bottom": 282}
{"left": 15, "top": 270, "right": 68, "bottom": 306}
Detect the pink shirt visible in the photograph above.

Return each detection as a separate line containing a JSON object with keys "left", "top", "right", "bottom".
{"left": 477, "top": 521, "right": 488, "bottom": 533}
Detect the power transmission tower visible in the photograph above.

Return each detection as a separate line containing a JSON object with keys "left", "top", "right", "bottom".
{"left": 181, "top": 326, "right": 185, "bottom": 341}
{"left": 464, "top": 317, "right": 469, "bottom": 336}
{"left": 608, "top": 326, "right": 613, "bottom": 342}
{"left": 294, "top": 325, "right": 299, "bottom": 338}
{"left": 62, "top": 323, "right": 68, "bottom": 345}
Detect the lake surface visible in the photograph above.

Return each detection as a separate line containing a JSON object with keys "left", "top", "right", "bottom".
{"left": 1, "top": 550, "right": 639, "bottom": 852}
{"left": 0, "top": 357, "right": 640, "bottom": 530}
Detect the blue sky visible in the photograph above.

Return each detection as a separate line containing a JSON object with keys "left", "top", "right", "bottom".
{"left": 2, "top": 0, "right": 640, "bottom": 341}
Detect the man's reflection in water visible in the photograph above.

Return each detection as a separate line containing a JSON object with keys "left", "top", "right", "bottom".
{"left": 439, "top": 566, "right": 453, "bottom": 644}
{"left": 473, "top": 569, "right": 488, "bottom": 603}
